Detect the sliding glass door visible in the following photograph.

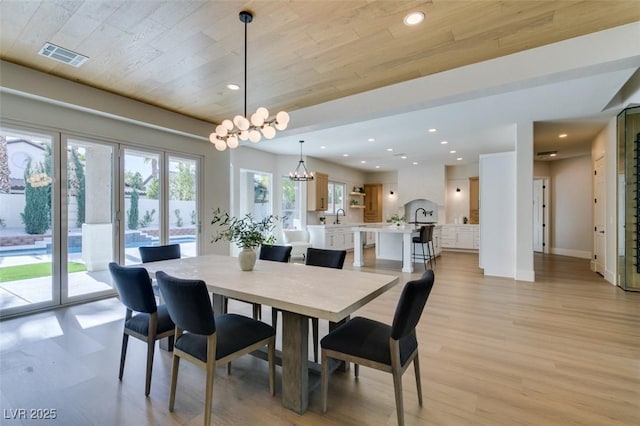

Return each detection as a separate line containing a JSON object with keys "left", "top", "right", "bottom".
{"left": 64, "top": 137, "right": 117, "bottom": 300}
{"left": 168, "top": 155, "right": 199, "bottom": 257}
{"left": 0, "top": 123, "right": 202, "bottom": 318}
{"left": 0, "top": 127, "right": 57, "bottom": 315}
{"left": 122, "top": 149, "right": 201, "bottom": 265}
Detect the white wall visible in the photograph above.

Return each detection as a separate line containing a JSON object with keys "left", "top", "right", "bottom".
{"left": 549, "top": 155, "right": 593, "bottom": 258}
{"left": 480, "top": 152, "right": 516, "bottom": 278}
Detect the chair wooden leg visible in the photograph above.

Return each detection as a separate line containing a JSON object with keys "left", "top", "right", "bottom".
{"left": 390, "top": 339, "right": 405, "bottom": 426}
{"left": 144, "top": 338, "right": 155, "bottom": 396}
{"left": 204, "top": 333, "right": 217, "bottom": 426}
{"left": 421, "top": 243, "right": 427, "bottom": 271}
{"left": 354, "top": 364, "right": 359, "bottom": 378}
{"left": 414, "top": 355, "right": 423, "bottom": 406}
{"left": 168, "top": 355, "right": 180, "bottom": 412}
{"left": 119, "top": 333, "right": 129, "bottom": 380}
{"left": 312, "top": 318, "right": 319, "bottom": 363}
{"left": 392, "top": 368, "right": 405, "bottom": 426}
{"left": 204, "top": 361, "right": 215, "bottom": 426}
{"left": 321, "top": 351, "right": 329, "bottom": 413}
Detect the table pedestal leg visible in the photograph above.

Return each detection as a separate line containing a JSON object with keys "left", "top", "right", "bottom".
{"left": 282, "top": 311, "right": 309, "bottom": 414}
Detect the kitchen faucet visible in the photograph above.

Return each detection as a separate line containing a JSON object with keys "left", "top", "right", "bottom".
{"left": 414, "top": 207, "right": 428, "bottom": 225}
{"left": 335, "top": 208, "right": 346, "bottom": 224}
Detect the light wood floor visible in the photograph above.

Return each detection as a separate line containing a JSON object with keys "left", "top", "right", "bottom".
{"left": 1, "top": 250, "right": 638, "bottom": 425}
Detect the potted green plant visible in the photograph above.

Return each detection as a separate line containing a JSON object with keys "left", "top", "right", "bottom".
{"left": 388, "top": 214, "right": 406, "bottom": 227}
{"left": 211, "top": 208, "right": 278, "bottom": 271}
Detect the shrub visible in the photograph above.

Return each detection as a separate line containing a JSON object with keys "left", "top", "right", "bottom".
{"left": 139, "top": 209, "right": 156, "bottom": 228}
{"left": 21, "top": 161, "right": 51, "bottom": 234}
{"left": 174, "top": 209, "right": 183, "bottom": 227}
{"left": 127, "top": 189, "right": 139, "bottom": 230}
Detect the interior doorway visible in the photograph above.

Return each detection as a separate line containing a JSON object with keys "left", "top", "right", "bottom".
{"left": 533, "top": 177, "right": 550, "bottom": 253}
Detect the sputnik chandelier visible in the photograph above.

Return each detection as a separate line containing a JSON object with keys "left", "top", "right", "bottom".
{"left": 209, "top": 10, "right": 289, "bottom": 152}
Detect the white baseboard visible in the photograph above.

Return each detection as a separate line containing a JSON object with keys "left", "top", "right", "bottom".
{"left": 550, "top": 247, "right": 592, "bottom": 259}
{"left": 604, "top": 269, "right": 616, "bottom": 285}
{"left": 516, "top": 269, "right": 535, "bottom": 282}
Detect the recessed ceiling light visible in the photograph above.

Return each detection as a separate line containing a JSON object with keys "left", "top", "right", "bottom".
{"left": 449, "top": 150, "right": 456, "bottom": 154}
{"left": 387, "top": 148, "right": 393, "bottom": 152}
{"left": 457, "top": 157, "right": 463, "bottom": 161}
{"left": 412, "top": 162, "right": 418, "bottom": 165}
{"left": 550, "top": 153, "right": 557, "bottom": 157}
{"left": 401, "top": 155, "right": 408, "bottom": 159}
{"left": 361, "top": 160, "right": 367, "bottom": 164}
{"left": 343, "top": 154, "right": 349, "bottom": 157}
{"left": 559, "top": 133, "right": 568, "bottom": 138}
{"left": 428, "top": 128, "right": 437, "bottom": 133}
{"left": 440, "top": 140, "right": 448, "bottom": 144}
{"left": 375, "top": 165, "right": 381, "bottom": 169}
{"left": 227, "top": 83, "right": 240, "bottom": 91}
{"left": 368, "top": 138, "right": 375, "bottom": 142}
{"left": 320, "top": 145, "right": 326, "bottom": 149}
{"left": 404, "top": 12, "right": 425, "bottom": 26}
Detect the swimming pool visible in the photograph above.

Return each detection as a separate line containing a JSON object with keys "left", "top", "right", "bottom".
{"left": 0, "top": 236, "right": 197, "bottom": 257}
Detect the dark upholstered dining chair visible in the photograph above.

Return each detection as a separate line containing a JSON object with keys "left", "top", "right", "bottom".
{"left": 271, "top": 247, "right": 347, "bottom": 363}
{"left": 305, "top": 247, "right": 347, "bottom": 269}
{"left": 223, "top": 244, "right": 292, "bottom": 320}
{"left": 108, "top": 262, "right": 175, "bottom": 396}
{"left": 155, "top": 271, "right": 275, "bottom": 426}
{"left": 139, "top": 243, "right": 181, "bottom": 264}
{"left": 320, "top": 270, "right": 435, "bottom": 426}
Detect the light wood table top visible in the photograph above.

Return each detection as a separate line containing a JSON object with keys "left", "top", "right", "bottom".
{"left": 143, "top": 253, "right": 399, "bottom": 323}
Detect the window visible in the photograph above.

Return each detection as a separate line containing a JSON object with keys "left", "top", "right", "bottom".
{"left": 326, "top": 181, "right": 345, "bottom": 214}
{"left": 281, "top": 178, "right": 301, "bottom": 229}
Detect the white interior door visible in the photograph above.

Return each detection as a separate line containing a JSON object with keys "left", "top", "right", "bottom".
{"left": 533, "top": 179, "right": 544, "bottom": 252}
{"left": 594, "top": 157, "right": 605, "bottom": 275}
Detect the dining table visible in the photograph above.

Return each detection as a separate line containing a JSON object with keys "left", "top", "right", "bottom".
{"left": 142, "top": 253, "right": 399, "bottom": 414}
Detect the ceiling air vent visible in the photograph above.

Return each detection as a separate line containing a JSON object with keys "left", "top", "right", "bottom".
{"left": 537, "top": 150, "right": 558, "bottom": 157}
{"left": 38, "top": 42, "right": 88, "bottom": 67}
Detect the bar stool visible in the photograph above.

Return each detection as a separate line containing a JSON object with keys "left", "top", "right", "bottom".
{"left": 412, "top": 225, "right": 435, "bottom": 270}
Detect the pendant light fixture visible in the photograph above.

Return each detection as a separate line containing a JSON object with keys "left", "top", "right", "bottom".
{"left": 289, "top": 141, "right": 314, "bottom": 181}
{"left": 209, "top": 11, "right": 290, "bottom": 151}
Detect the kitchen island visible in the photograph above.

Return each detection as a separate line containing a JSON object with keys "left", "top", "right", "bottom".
{"left": 352, "top": 225, "right": 417, "bottom": 273}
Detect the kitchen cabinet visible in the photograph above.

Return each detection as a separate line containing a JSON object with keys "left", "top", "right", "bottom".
{"left": 364, "top": 183, "right": 382, "bottom": 222}
{"left": 469, "top": 176, "right": 479, "bottom": 224}
{"left": 308, "top": 225, "right": 355, "bottom": 251}
{"left": 441, "top": 225, "right": 479, "bottom": 250}
{"left": 433, "top": 226, "right": 442, "bottom": 256}
{"left": 307, "top": 172, "right": 328, "bottom": 211}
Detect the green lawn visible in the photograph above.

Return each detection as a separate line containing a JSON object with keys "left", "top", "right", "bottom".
{"left": 0, "top": 262, "right": 87, "bottom": 283}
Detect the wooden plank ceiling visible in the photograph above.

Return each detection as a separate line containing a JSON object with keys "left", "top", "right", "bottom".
{"left": 1, "top": 1, "right": 639, "bottom": 125}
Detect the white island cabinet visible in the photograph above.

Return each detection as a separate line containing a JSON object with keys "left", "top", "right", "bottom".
{"left": 308, "top": 224, "right": 359, "bottom": 251}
